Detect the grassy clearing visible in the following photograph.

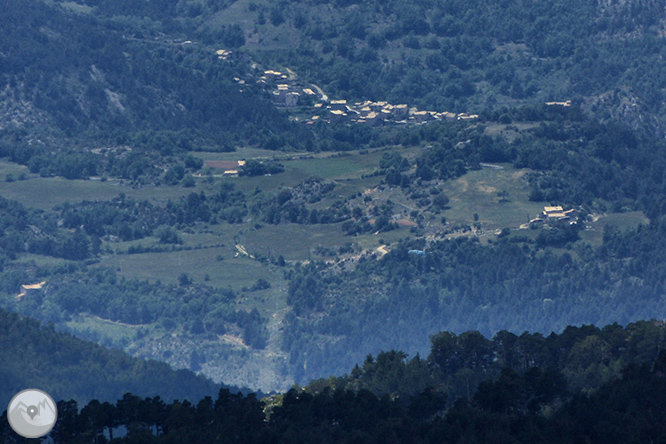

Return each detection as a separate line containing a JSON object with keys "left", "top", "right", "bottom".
{"left": 441, "top": 165, "right": 544, "bottom": 229}
{"left": 233, "top": 168, "right": 312, "bottom": 192}
{"left": 356, "top": 228, "right": 412, "bottom": 251}
{"left": 329, "top": 177, "right": 383, "bottom": 199}
{"left": 179, "top": 232, "right": 227, "bottom": 248}
{"left": 484, "top": 122, "right": 539, "bottom": 142}
{"left": 504, "top": 226, "right": 542, "bottom": 241}
{"left": 284, "top": 150, "right": 387, "bottom": 180}
{"left": 206, "top": 0, "right": 261, "bottom": 30}
{"left": 194, "top": 147, "right": 293, "bottom": 162}
{"left": 243, "top": 223, "right": 351, "bottom": 261}
{"left": 310, "top": 176, "right": 384, "bottom": 213}
{"left": 581, "top": 211, "right": 649, "bottom": 246}
{"left": 0, "top": 173, "right": 211, "bottom": 210}
{"left": 97, "top": 246, "right": 279, "bottom": 291}
{"left": 286, "top": 156, "right": 372, "bottom": 180}
{"left": 0, "top": 177, "right": 126, "bottom": 209}
{"left": 14, "top": 254, "right": 78, "bottom": 269}
{"left": 244, "top": 221, "right": 415, "bottom": 261}
{"left": 97, "top": 242, "right": 289, "bottom": 318}
{"left": 66, "top": 314, "right": 145, "bottom": 338}
{"left": 594, "top": 211, "right": 649, "bottom": 230}
{"left": 102, "top": 230, "right": 233, "bottom": 255}
{"left": 218, "top": 149, "right": 392, "bottom": 195}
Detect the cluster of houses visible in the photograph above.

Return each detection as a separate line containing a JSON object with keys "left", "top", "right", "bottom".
{"left": 530, "top": 206, "right": 579, "bottom": 226}
{"left": 215, "top": 47, "right": 480, "bottom": 126}
{"left": 310, "top": 99, "right": 479, "bottom": 126}
{"left": 546, "top": 100, "right": 572, "bottom": 107}
{"left": 216, "top": 49, "right": 250, "bottom": 62}
{"left": 217, "top": 50, "right": 579, "bottom": 131}
{"left": 239, "top": 60, "right": 480, "bottom": 126}
{"left": 214, "top": 47, "right": 481, "bottom": 126}
{"left": 258, "top": 70, "right": 311, "bottom": 107}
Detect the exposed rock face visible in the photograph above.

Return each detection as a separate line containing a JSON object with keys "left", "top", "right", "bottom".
{"left": 130, "top": 308, "right": 294, "bottom": 393}
{"left": 582, "top": 87, "right": 665, "bottom": 137}
{"left": 0, "top": 84, "right": 51, "bottom": 131}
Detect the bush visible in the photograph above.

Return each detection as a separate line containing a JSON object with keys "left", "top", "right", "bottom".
{"left": 156, "top": 226, "right": 182, "bottom": 244}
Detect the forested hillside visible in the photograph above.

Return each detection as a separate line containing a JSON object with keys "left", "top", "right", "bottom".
{"left": 3, "top": 0, "right": 666, "bottom": 394}
{"left": 202, "top": 0, "right": 666, "bottom": 134}
{"left": 6, "top": 0, "right": 666, "bottom": 146}
{"left": 304, "top": 320, "right": 666, "bottom": 401}
{"left": 4, "top": 321, "right": 666, "bottom": 443}
{"left": 0, "top": 0, "right": 313, "bottom": 183}
{"left": 282, "top": 105, "right": 666, "bottom": 382}
{"left": 0, "top": 308, "right": 223, "bottom": 405}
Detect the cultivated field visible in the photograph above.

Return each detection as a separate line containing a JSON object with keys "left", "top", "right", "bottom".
{"left": 1, "top": 143, "right": 642, "bottom": 392}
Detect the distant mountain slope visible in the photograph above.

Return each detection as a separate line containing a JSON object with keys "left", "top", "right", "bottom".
{"left": 0, "top": 308, "right": 222, "bottom": 405}
{"left": 199, "top": 0, "right": 666, "bottom": 134}
{"left": 6, "top": 0, "right": 666, "bottom": 395}
{"left": 0, "top": 0, "right": 312, "bottom": 172}
{"left": 8, "top": 0, "right": 666, "bottom": 137}
{"left": 4, "top": 0, "right": 666, "bottom": 159}
{"left": 4, "top": 321, "right": 666, "bottom": 444}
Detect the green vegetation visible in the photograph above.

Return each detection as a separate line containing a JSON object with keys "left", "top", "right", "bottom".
{"left": 98, "top": 247, "right": 273, "bottom": 290}
{"left": 0, "top": 308, "right": 222, "bottom": 405}
{"left": 306, "top": 320, "right": 666, "bottom": 402}
{"left": 6, "top": 267, "right": 269, "bottom": 347}
{"left": 204, "top": 0, "right": 666, "bottom": 131}
{"left": 4, "top": 320, "right": 666, "bottom": 443}
{"left": 2, "top": 106, "right": 666, "bottom": 390}
{"left": 441, "top": 166, "right": 543, "bottom": 229}
{"left": 3, "top": 0, "right": 666, "bottom": 399}
{"left": 0, "top": 0, "right": 315, "bottom": 185}
{"left": 281, "top": 214, "right": 666, "bottom": 382}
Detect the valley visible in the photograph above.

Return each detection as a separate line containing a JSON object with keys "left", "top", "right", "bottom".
{"left": 0, "top": 135, "right": 650, "bottom": 391}
{"left": 2, "top": 1, "right": 666, "bottom": 430}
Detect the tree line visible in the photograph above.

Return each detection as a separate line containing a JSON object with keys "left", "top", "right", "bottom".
{"left": 4, "top": 267, "right": 269, "bottom": 350}
{"left": 4, "top": 320, "right": 666, "bottom": 443}
{"left": 282, "top": 216, "right": 666, "bottom": 383}
{"left": 0, "top": 308, "right": 223, "bottom": 406}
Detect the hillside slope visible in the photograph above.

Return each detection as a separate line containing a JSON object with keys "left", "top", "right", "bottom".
{"left": 5, "top": 321, "right": 666, "bottom": 443}
{"left": 0, "top": 308, "right": 224, "bottom": 405}
{"left": 0, "top": 0, "right": 313, "bottom": 183}
{"left": 4, "top": 0, "right": 666, "bottom": 392}
{"left": 201, "top": 0, "right": 666, "bottom": 135}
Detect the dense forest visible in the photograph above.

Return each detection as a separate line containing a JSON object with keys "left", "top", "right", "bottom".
{"left": 282, "top": 216, "right": 666, "bottom": 381}
{"left": 304, "top": 320, "right": 666, "bottom": 401}
{"left": 4, "top": 320, "right": 666, "bottom": 443}
{"left": 0, "top": 308, "right": 224, "bottom": 405}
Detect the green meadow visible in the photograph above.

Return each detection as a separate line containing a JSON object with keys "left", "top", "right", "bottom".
{"left": 441, "top": 165, "right": 545, "bottom": 229}
{"left": 4, "top": 145, "right": 629, "bottom": 353}
{"left": 0, "top": 160, "right": 211, "bottom": 210}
